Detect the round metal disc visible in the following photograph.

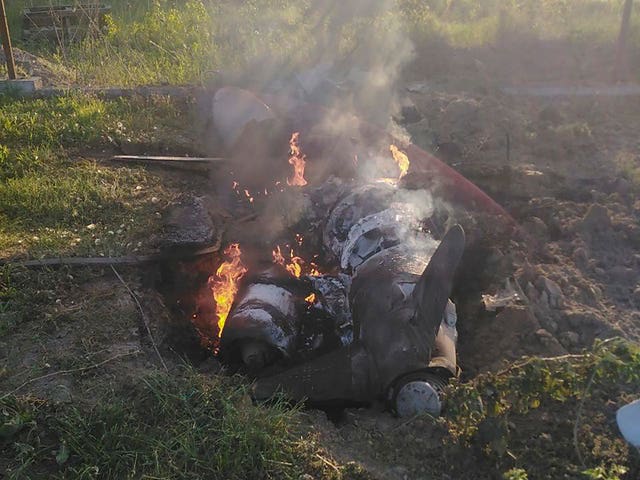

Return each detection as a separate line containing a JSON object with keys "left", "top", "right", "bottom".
{"left": 395, "top": 381, "right": 442, "bottom": 417}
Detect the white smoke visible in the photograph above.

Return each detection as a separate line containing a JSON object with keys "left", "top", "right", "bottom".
{"left": 299, "top": 0, "right": 416, "bottom": 129}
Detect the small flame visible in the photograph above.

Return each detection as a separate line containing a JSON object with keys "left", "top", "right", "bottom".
{"left": 210, "top": 243, "right": 247, "bottom": 339}
{"left": 286, "top": 257, "right": 303, "bottom": 278}
{"left": 287, "top": 132, "right": 308, "bottom": 187}
{"left": 305, "top": 293, "right": 316, "bottom": 304}
{"left": 272, "top": 244, "right": 321, "bottom": 278}
{"left": 272, "top": 245, "right": 286, "bottom": 265}
{"left": 390, "top": 144, "right": 410, "bottom": 179}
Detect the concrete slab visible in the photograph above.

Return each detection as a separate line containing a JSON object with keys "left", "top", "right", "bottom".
{"left": 0, "top": 77, "right": 43, "bottom": 94}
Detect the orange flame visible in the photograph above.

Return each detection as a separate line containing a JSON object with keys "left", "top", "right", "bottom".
{"left": 272, "top": 244, "right": 321, "bottom": 278}
{"left": 287, "top": 132, "right": 308, "bottom": 187}
{"left": 286, "top": 257, "right": 303, "bottom": 278}
{"left": 305, "top": 293, "right": 316, "bottom": 304}
{"left": 390, "top": 144, "right": 410, "bottom": 179}
{"left": 210, "top": 243, "right": 247, "bottom": 338}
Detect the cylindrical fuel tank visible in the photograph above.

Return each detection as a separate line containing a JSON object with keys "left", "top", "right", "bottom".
{"left": 220, "top": 274, "right": 303, "bottom": 369}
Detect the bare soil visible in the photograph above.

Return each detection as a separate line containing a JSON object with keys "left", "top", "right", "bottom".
{"left": 2, "top": 47, "right": 639, "bottom": 478}
{"left": 292, "top": 83, "right": 640, "bottom": 479}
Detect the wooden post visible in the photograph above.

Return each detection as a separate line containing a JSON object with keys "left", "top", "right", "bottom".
{"left": 0, "top": 0, "right": 17, "bottom": 80}
{"left": 613, "top": 0, "right": 634, "bottom": 82}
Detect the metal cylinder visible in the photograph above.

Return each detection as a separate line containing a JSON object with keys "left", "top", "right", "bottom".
{"left": 221, "top": 280, "right": 301, "bottom": 366}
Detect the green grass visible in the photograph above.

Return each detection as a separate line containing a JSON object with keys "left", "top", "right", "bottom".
{"left": 2, "top": 321, "right": 637, "bottom": 479}
{"left": 3, "top": 0, "right": 637, "bottom": 86}
{"left": 0, "top": 370, "right": 340, "bottom": 479}
{"left": 0, "top": 93, "right": 184, "bottom": 149}
{"left": 0, "top": 93, "right": 187, "bottom": 258}
{"left": 0, "top": 264, "right": 345, "bottom": 479}
{"left": 0, "top": 264, "right": 137, "bottom": 341}
{"left": 0, "top": 265, "right": 55, "bottom": 337}
{"left": 399, "top": 0, "right": 631, "bottom": 45}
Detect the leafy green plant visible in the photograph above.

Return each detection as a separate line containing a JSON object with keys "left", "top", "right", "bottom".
{"left": 582, "top": 464, "right": 628, "bottom": 480}
{"left": 6, "top": 0, "right": 634, "bottom": 87}
{"left": 503, "top": 467, "right": 529, "bottom": 480}
{"left": 445, "top": 338, "right": 640, "bottom": 477}
{"left": 615, "top": 151, "right": 640, "bottom": 187}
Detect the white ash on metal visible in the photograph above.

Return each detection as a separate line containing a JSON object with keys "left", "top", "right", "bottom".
{"left": 322, "top": 183, "right": 396, "bottom": 259}
{"left": 220, "top": 269, "right": 304, "bottom": 369}
{"left": 219, "top": 175, "right": 465, "bottom": 417}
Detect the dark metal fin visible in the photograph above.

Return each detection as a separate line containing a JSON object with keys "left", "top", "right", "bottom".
{"left": 411, "top": 224, "right": 465, "bottom": 339}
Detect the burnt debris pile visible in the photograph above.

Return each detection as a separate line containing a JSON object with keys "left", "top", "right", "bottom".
{"left": 158, "top": 86, "right": 514, "bottom": 417}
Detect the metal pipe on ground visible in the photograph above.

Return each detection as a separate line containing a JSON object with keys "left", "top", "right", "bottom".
{"left": 0, "top": 0, "right": 17, "bottom": 80}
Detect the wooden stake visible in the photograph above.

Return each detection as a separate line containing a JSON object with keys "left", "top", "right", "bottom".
{"left": 0, "top": 0, "right": 17, "bottom": 80}
{"left": 613, "top": 0, "right": 635, "bottom": 82}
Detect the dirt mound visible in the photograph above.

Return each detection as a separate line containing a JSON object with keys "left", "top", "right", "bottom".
{"left": 400, "top": 85, "right": 640, "bottom": 375}
{"left": 0, "top": 47, "right": 74, "bottom": 86}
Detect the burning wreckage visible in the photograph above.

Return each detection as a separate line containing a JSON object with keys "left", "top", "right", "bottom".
{"left": 192, "top": 87, "right": 507, "bottom": 417}
{"left": 219, "top": 182, "right": 464, "bottom": 418}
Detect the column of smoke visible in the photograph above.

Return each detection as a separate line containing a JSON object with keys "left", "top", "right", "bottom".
{"left": 304, "top": 0, "right": 415, "bottom": 131}
{"left": 216, "top": 0, "right": 449, "bottom": 248}
{"left": 305, "top": 0, "right": 440, "bottom": 249}
{"left": 301, "top": 0, "right": 419, "bottom": 188}
{"left": 221, "top": 0, "right": 415, "bottom": 133}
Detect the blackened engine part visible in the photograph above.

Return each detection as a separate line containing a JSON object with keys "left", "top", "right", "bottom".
{"left": 220, "top": 282, "right": 301, "bottom": 364}
{"left": 252, "top": 225, "right": 465, "bottom": 406}
{"left": 307, "top": 274, "right": 353, "bottom": 345}
{"left": 391, "top": 303, "right": 458, "bottom": 418}
{"left": 241, "top": 340, "right": 273, "bottom": 370}
{"left": 395, "top": 381, "right": 441, "bottom": 417}
{"left": 350, "top": 225, "right": 465, "bottom": 394}
{"left": 323, "top": 183, "right": 395, "bottom": 259}
{"left": 322, "top": 182, "right": 436, "bottom": 271}
{"left": 340, "top": 208, "right": 415, "bottom": 272}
